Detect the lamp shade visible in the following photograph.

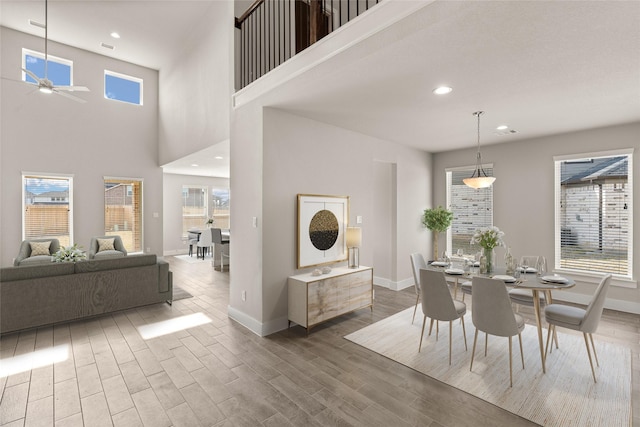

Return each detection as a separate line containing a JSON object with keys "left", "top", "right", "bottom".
{"left": 463, "top": 176, "right": 496, "bottom": 189}
{"left": 346, "top": 227, "right": 362, "bottom": 247}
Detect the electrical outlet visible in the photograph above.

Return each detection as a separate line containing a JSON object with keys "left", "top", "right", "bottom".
{"left": 356, "top": 215, "right": 363, "bottom": 224}
{"left": 242, "top": 290, "right": 246, "bottom": 301}
{"left": 146, "top": 247, "right": 150, "bottom": 253}
{"left": 252, "top": 217, "right": 258, "bottom": 227}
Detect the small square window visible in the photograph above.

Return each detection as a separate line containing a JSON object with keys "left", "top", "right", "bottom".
{"left": 22, "top": 48, "right": 72, "bottom": 86}
{"left": 104, "top": 70, "right": 143, "bottom": 105}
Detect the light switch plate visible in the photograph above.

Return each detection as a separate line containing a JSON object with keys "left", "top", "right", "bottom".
{"left": 356, "top": 215, "right": 363, "bottom": 224}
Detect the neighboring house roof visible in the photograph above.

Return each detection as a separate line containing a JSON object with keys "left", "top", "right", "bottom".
{"left": 561, "top": 156, "right": 627, "bottom": 185}
{"left": 34, "top": 191, "right": 69, "bottom": 198}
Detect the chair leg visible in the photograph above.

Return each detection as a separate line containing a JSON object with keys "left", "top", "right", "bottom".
{"left": 436, "top": 320, "right": 440, "bottom": 341}
{"left": 518, "top": 333, "right": 525, "bottom": 369}
{"left": 589, "top": 333, "right": 599, "bottom": 367}
{"left": 509, "top": 335, "right": 513, "bottom": 387}
{"left": 470, "top": 329, "right": 479, "bottom": 371}
{"left": 412, "top": 293, "right": 419, "bottom": 324}
{"left": 419, "top": 315, "right": 427, "bottom": 352}
{"left": 449, "top": 321, "right": 453, "bottom": 365}
{"left": 460, "top": 316, "right": 467, "bottom": 351}
{"left": 428, "top": 318, "right": 435, "bottom": 336}
{"left": 484, "top": 332, "right": 488, "bottom": 357}
{"left": 545, "top": 324, "right": 555, "bottom": 360}
{"left": 583, "top": 332, "right": 597, "bottom": 383}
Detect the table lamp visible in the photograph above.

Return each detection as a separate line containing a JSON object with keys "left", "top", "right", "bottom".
{"left": 346, "top": 227, "right": 362, "bottom": 269}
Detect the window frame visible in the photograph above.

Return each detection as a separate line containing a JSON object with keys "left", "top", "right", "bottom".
{"left": 104, "top": 69, "right": 144, "bottom": 105}
{"left": 554, "top": 149, "right": 634, "bottom": 282}
{"left": 182, "top": 185, "right": 209, "bottom": 237}
{"left": 22, "top": 48, "right": 73, "bottom": 85}
{"left": 22, "top": 172, "right": 74, "bottom": 247}
{"left": 445, "top": 164, "right": 494, "bottom": 257}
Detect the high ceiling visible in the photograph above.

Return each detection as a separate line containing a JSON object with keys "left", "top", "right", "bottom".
{"left": 2, "top": 1, "right": 640, "bottom": 176}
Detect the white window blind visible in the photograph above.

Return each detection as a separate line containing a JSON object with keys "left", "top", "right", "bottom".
{"left": 182, "top": 186, "right": 208, "bottom": 235}
{"left": 446, "top": 167, "right": 494, "bottom": 256}
{"left": 23, "top": 174, "right": 73, "bottom": 246}
{"left": 105, "top": 178, "right": 143, "bottom": 253}
{"left": 555, "top": 151, "right": 632, "bottom": 278}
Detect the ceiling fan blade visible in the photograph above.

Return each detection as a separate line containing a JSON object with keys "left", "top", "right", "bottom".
{"left": 53, "top": 89, "right": 87, "bottom": 103}
{"left": 22, "top": 68, "right": 42, "bottom": 84}
{"left": 54, "top": 85, "right": 90, "bottom": 92}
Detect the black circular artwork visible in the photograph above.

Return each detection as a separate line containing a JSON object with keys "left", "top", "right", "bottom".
{"left": 309, "top": 209, "right": 339, "bottom": 251}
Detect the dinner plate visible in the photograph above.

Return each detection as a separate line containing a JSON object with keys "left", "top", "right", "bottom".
{"left": 445, "top": 268, "right": 465, "bottom": 275}
{"left": 493, "top": 274, "right": 516, "bottom": 283}
{"left": 519, "top": 267, "right": 537, "bottom": 274}
{"left": 541, "top": 275, "right": 569, "bottom": 284}
{"left": 431, "top": 261, "right": 449, "bottom": 267}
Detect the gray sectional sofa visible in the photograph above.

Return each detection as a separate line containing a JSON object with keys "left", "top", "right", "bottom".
{"left": 0, "top": 254, "right": 173, "bottom": 334}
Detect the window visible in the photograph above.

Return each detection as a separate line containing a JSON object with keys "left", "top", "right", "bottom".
{"left": 182, "top": 186, "right": 208, "bottom": 236}
{"left": 23, "top": 173, "right": 73, "bottom": 247}
{"left": 104, "top": 70, "right": 143, "bottom": 105}
{"left": 105, "top": 178, "right": 143, "bottom": 253}
{"left": 211, "top": 188, "right": 230, "bottom": 229}
{"left": 446, "top": 166, "right": 494, "bottom": 256}
{"left": 555, "top": 150, "right": 633, "bottom": 278}
{"left": 22, "top": 48, "right": 72, "bottom": 85}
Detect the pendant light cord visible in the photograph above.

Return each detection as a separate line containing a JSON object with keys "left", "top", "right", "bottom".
{"left": 473, "top": 111, "right": 486, "bottom": 178}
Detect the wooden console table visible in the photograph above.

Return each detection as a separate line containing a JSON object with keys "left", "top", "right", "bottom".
{"left": 288, "top": 266, "right": 373, "bottom": 333}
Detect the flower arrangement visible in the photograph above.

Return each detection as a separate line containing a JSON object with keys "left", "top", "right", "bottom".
{"left": 470, "top": 226, "right": 505, "bottom": 251}
{"left": 53, "top": 243, "right": 87, "bottom": 263}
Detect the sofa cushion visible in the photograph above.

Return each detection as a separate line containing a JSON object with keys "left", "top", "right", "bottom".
{"left": 1, "top": 262, "right": 75, "bottom": 282}
{"left": 93, "top": 250, "right": 125, "bottom": 260}
{"left": 19, "top": 255, "right": 54, "bottom": 266}
{"left": 30, "top": 241, "right": 52, "bottom": 256}
{"left": 74, "top": 254, "right": 157, "bottom": 273}
{"left": 97, "top": 238, "right": 116, "bottom": 252}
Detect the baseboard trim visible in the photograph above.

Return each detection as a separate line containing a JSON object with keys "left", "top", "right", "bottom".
{"left": 163, "top": 249, "right": 188, "bottom": 256}
{"left": 373, "top": 276, "right": 413, "bottom": 291}
{"left": 227, "top": 305, "right": 289, "bottom": 336}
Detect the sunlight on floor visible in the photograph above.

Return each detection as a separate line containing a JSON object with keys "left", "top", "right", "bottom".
{"left": 137, "top": 312, "right": 212, "bottom": 340}
{"left": 0, "top": 344, "right": 69, "bottom": 378}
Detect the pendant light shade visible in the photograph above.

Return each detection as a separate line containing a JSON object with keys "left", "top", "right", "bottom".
{"left": 463, "top": 111, "right": 495, "bottom": 189}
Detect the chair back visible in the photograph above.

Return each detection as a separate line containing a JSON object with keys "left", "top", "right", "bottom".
{"left": 410, "top": 253, "right": 427, "bottom": 295}
{"left": 420, "top": 269, "right": 459, "bottom": 322}
{"left": 15, "top": 238, "right": 61, "bottom": 265}
{"left": 472, "top": 277, "right": 520, "bottom": 337}
{"left": 198, "top": 228, "right": 214, "bottom": 246}
{"left": 581, "top": 274, "right": 612, "bottom": 333}
{"left": 211, "top": 228, "right": 227, "bottom": 245}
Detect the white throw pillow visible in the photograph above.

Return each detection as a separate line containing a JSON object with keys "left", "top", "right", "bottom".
{"left": 97, "top": 238, "right": 116, "bottom": 252}
{"left": 30, "top": 241, "right": 51, "bottom": 256}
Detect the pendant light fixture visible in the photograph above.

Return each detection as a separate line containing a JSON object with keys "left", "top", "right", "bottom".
{"left": 463, "top": 111, "right": 496, "bottom": 189}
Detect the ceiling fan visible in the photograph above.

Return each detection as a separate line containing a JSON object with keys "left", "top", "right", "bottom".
{"left": 22, "top": 0, "right": 90, "bottom": 103}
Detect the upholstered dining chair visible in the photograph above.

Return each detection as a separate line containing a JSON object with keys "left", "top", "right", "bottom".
{"left": 88, "top": 235, "right": 127, "bottom": 259}
{"left": 14, "top": 238, "right": 61, "bottom": 266}
{"left": 196, "top": 228, "right": 214, "bottom": 259}
{"left": 470, "top": 276, "right": 525, "bottom": 387}
{"left": 544, "top": 274, "right": 612, "bottom": 383}
{"left": 419, "top": 269, "right": 467, "bottom": 365}
{"left": 409, "top": 253, "right": 427, "bottom": 324}
{"left": 211, "top": 228, "right": 230, "bottom": 271}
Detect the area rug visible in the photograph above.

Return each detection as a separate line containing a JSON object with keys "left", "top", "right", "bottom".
{"left": 172, "top": 286, "right": 193, "bottom": 301}
{"left": 344, "top": 307, "right": 631, "bottom": 427}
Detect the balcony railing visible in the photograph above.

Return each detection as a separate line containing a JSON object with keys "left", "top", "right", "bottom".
{"left": 236, "top": 0, "right": 382, "bottom": 89}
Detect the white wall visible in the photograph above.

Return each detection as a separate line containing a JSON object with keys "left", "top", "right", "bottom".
{"left": 162, "top": 173, "right": 230, "bottom": 255}
{"left": 158, "top": 2, "right": 234, "bottom": 167}
{"left": 228, "top": 107, "right": 432, "bottom": 335}
{"left": 433, "top": 122, "right": 640, "bottom": 313}
{"left": 0, "top": 27, "right": 161, "bottom": 266}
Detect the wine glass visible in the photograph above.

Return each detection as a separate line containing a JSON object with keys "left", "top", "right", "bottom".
{"left": 536, "top": 256, "right": 547, "bottom": 277}
{"left": 457, "top": 248, "right": 464, "bottom": 257}
{"left": 520, "top": 256, "right": 529, "bottom": 276}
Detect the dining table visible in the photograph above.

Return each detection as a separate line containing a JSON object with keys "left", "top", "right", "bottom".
{"left": 430, "top": 263, "right": 575, "bottom": 373}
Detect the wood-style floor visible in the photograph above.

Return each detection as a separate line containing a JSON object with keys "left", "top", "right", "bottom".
{"left": 1, "top": 256, "right": 638, "bottom": 426}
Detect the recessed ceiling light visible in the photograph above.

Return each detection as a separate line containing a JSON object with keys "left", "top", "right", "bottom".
{"left": 496, "top": 125, "right": 508, "bottom": 130}
{"left": 191, "top": 163, "right": 199, "bottom": 167}
{"left": 433, "top": 86, "right": 453, "bottom": 95}
{"left": 110, "top": 32, "right": 121, "bottom": 39}
{"left": 214, "top": 156, "right": 223, "bottom": 160}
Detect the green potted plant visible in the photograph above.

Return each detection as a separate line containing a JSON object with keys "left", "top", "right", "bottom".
{"left": 422, "top": 206, "right": 453, "bottom": 260}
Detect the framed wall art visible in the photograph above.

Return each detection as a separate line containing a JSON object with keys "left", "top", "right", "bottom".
{"left": 297, "top": 194, "right": 349, "bottom": 269}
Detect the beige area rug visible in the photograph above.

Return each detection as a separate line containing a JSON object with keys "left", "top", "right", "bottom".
{"left": 345, "top": 307, "right": 631, "bottom": 426}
